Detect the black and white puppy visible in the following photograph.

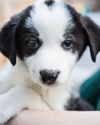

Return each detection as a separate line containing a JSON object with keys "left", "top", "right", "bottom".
{"left": 0, "top": 0, "right": 100, "bottom": 123}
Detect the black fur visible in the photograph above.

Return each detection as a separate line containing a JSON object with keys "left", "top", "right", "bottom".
{"left": 0, "top": 2, "right": 100, "bottom": 66}
{"left": 80, "top": 16, "right": 100, "bottom": 62}
{"left": 64, "top": 5, "right": 100, "bottom": 61}
{"left": 15, "top": 6, "right": 43, "bottom": 59}
{"left": 66, "top": 97, "right": 94, "bottom": 111}
{"left": 16, "top": 26, "right": 42, "bottom": 59}
{"left": 0, "top": 6, "right": 33, "bottom": 65}
{"left": 0, "top": 14, "right": 20, "bottom": 65}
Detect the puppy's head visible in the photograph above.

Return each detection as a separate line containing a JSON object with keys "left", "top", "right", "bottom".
{"left": 0, "top": 0, "right": 100, "bottom": 86}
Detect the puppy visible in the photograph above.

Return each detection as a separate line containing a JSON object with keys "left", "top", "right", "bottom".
{"left": 0, "top": 0, "right": 100, "bottom": 124}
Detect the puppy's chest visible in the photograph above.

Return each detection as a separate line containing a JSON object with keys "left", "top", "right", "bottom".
{"left": 32, "top": 85, "right": 70, "bottom": 111}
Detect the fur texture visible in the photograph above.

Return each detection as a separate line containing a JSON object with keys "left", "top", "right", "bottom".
{"left": 0, "top": 0, "right": 100, "bottom": 124}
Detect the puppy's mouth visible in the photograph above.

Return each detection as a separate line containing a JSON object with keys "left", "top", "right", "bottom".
{"left": 39, "top": 77, "right": 58, "bottom": 86}
{"left": 42, "top": 80, "right": 57, "bottom": 85}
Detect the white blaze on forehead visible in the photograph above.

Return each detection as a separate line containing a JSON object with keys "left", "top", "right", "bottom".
{"left": 26, "top": 0, "right": 74, "bottom": 41}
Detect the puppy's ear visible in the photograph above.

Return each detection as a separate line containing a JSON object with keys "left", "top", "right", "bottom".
{"left": 0, "top": 14, "right": 20, "bottom": 65}
{"left": 80, "top": 15, "right": 100, "bottom": 62}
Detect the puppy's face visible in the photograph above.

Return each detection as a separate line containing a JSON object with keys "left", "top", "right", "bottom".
{"left": 0, "top": 0, "right": 100, "bottom": 87}
{"left": 17, "top": 1, "right": 85, "bottom": 86}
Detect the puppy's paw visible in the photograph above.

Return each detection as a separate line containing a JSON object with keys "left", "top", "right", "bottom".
{"left": 0, "top": 87, "right": 34, "bottom": 124}
{"left": 0, "top": 113, "right": 11, "bottom": 125}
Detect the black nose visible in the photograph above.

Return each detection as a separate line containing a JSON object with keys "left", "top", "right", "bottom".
{"left": 40, "top": 70, "right": 60, "bottom": 85}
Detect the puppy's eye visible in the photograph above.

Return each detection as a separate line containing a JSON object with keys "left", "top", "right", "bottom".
{"left": 28, "top": 40, "right": 39, "bottom": 49}
{"left": 62, "top": 40, "right": 72, "bottom": 49}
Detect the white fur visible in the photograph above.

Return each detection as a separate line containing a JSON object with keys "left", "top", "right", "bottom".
{"left": 0, "top": 59, "right": 76, "bottom": 124}
{"left": 0, "top": 0, "right": 78, "bottom": 124}
{"left": 25, "top": 0, "right": 77, "bottom": 86}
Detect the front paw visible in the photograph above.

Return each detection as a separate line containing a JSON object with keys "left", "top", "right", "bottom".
{"left": 0, "top": 87, "right": 35, "bottom": 124}
{"left": 0, "top": 101, "right": 17, "bottom": 124}
{"left": 0, "top": 100, "right": 20, "bottom": 124}
{"left": 0, "top": 113, "right": 11, "bottom": 125}
{"left": 0, "top": 109, "right": 16, "bottom": 125}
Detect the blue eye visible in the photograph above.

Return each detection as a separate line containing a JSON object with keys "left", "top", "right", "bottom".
{"left": 62, "top": 40, "right": 72, "bottom": 49}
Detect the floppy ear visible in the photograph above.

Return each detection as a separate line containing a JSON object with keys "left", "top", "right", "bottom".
{"left": 0, "top": 14, "right": 20, "bottom": 65}
{"left": 80, "top": 15, "right": 100, "bottom": 62}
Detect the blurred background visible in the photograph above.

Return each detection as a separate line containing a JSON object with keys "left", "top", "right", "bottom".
{"left": 0, "top": 0, "right": 100, "bottom": 84}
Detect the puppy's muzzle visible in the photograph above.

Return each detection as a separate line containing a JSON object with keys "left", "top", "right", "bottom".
{"left": 40, "top": 70, "right": 60, "bottom": 85}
